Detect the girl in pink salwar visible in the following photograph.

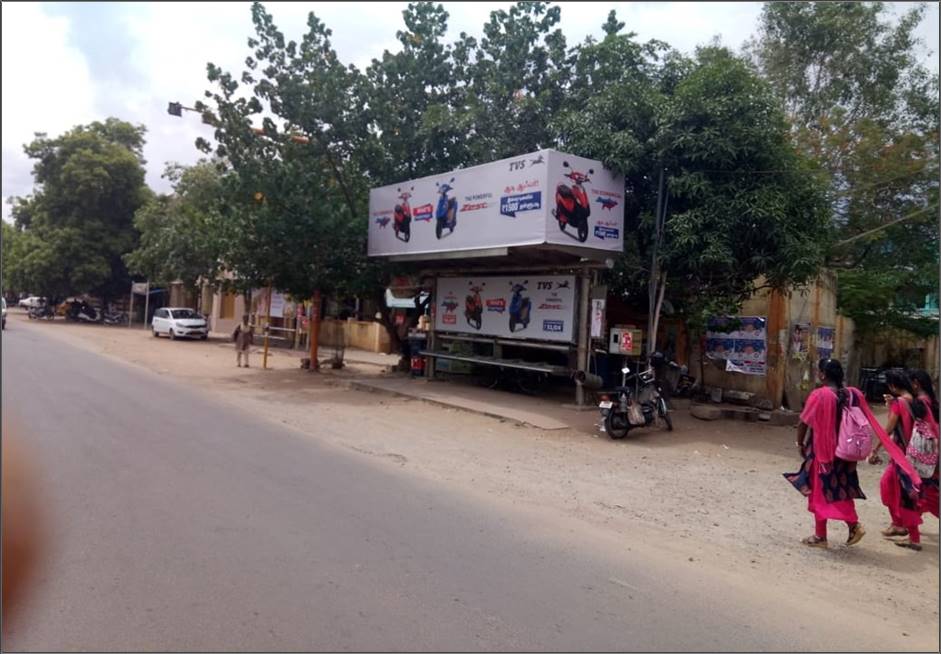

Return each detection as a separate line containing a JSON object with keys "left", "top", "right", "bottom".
{"left": 785, "top": 359, "right": 867, "bottom": 548}
{"left": 868, "top": 370, "right": 939, "bottom": 551}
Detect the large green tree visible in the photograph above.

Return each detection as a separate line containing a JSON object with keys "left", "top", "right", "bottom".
{"left": 8, "top": 118, "right": 151, "bottom": 302}
{"left": 749, "top": 1, "right": 940, "bottom": 336}
{"left": 555, "top": 20, "right": 830, "bottom": 347}
{"left": 125, "top": 161, "right": 227, "bottom": 290}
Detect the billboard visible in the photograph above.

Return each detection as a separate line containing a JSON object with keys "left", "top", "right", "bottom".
{"left": 368, "top": 149, "right": 624, "bottom": 258}
{"left": 435, "top": 274, "right": 577, "bottom": 343}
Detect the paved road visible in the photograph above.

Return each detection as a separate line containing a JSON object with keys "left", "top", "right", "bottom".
{"left": 0, "top": 323, "right": 917, "bottom": 651}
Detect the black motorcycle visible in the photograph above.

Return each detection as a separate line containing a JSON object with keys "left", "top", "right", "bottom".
{"left": 598, "top": 360, "right": 672, "bottom": 439}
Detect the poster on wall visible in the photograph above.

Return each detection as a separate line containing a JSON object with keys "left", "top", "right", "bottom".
{"left": 790, "top": 322, "right": 811, "bottom": 359}
{"left": 705, "top": 316, "right": 768, "bottom": 376}
{"left": 816, "top": 326, "right": 835, "bottom": 360}
{"left": 435, "top": 274, "right": 577, "bottom": 343}
{"left": 368, "top": 149, "right": 625, "bottom": 258}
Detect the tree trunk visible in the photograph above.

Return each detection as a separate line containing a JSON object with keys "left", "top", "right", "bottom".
{"left": 308, "top": 289, "right": 321, "bottom": 371}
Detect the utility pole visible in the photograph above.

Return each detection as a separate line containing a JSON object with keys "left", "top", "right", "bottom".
{"left": 647, "top": 167, "right": 666, "bottom": 356}
{"left": 263, "top": 282, "right": 273, "bottom": 369}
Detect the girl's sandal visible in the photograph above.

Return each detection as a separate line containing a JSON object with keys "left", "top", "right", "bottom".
{"left": 895, "top": 539, "right": 922, "bottom": 551}
{"left": 846, "top": 523, "right": 866, "bottom": 546}
{"left": 801, "top": 535, "right": 828, "bottom": 548}
{"left": 881, "top": 525, "right": 908, "bottom": 538}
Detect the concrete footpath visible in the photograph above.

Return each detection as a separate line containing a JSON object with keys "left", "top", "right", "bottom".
{"left": 349, "top": 376, "right": 582, "bottom": 431}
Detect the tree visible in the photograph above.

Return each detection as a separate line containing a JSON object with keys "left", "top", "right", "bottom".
{"left": 7, "top": 118, "right": 151, "bottom": 302}
{"left": 195, "top": 2, "right": 375, "bottom": 366}
{"left": 555, "top": 22, "right": 830, "bottom": 350}
{"left": 124, "top": 161, "right": 227, "bottom": 291}
{"left": 749, "top": 1, "right": 940, "bottom": 336}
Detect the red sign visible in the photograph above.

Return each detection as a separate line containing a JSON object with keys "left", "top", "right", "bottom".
{"left": 620, "top": 331, "right": 633, "bottom": 353}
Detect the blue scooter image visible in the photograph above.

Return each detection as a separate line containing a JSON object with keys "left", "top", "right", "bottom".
{"left": 435, "top": 177, "right": 458, "bottom": 239}
{"left": 508, "top": 281, "right": 532, "bottom": 333}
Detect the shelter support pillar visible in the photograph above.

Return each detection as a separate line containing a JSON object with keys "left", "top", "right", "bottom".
{"left": 575, "top": 272, "right": 591, "bottom": 406}
{"left": 426, "top": 277, "right": 437, "bottom": 380}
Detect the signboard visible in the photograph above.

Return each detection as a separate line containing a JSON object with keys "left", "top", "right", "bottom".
{"left": 368, "top": 149, "right": 624, "bottom": 258}
{"left": 269, "top": 292, "right": 285, "bottom": 319}
{"left": 590, "top": 299, "right": 606, "bottom": 339}
{"left": 434, "top": 274, "right": 576, "bottom": 343}
{"left": 132, "top": 282, "right": 149, "bottom": 294}
{"left": 705, "top": 316, "right": 767, "bottom": 376}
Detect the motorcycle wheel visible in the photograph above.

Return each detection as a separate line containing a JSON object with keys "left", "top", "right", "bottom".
{"left": 435, "top": 220, "right": 443, "bottom": 239}
{"left": 508, "top": 318, "right": 516, "bottom": 332}
{"left": 658, "top": 398, "right": 673, "bottom": 431}
{"left": 604, "top": 411, "right": 631, "bottom": 439}
{"left": 577, "top": 220, "right": 588, "bottom": 242}
{"left": 403, "top": 228, "right": 410, "bottom": 243}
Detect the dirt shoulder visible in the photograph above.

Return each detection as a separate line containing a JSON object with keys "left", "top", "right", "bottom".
{"left": 11, "top": 311, "right": 939, "bottom": 648}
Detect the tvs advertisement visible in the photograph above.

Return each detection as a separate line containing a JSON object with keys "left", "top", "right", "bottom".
{"left": 368, "top": 149, "right": 624, "bottom": 258}
{"left": 435, "top": 274, "right": 577, "bottom": 343}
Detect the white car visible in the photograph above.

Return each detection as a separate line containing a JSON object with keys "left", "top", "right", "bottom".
{"left": 18, "top": 296, "right": 45, "bottom": 309}
{"left": 151, "top": 307, "right": 209, "bottom": 340}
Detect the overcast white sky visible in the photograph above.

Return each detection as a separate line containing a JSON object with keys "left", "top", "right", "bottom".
{"left": 2, "top": 1, "right": 938, "bottom": 221}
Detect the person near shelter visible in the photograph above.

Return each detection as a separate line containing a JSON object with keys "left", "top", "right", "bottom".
{"left": 233, "top": 314, "right": 254, "bottom": 368}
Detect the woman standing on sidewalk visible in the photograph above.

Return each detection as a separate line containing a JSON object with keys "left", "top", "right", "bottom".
{"left": 869, "top": 370, "right": 938, "bottom": 550}
{"left": 786, "top": 359, "right": 867, "bottom": 548}
{"left": 233, "top": 315, "right": 254, "bottom": 368}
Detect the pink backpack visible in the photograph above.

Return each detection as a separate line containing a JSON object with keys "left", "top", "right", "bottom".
{"left": 835, "top": 391, "right": 874, "bottom": 462}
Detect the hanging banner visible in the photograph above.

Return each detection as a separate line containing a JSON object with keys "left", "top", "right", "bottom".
{"left": 705, "top": 316, "right": 767, "bottom": 376}
{"left": 435, "top": 274, "right": 576, "bottom": 343}
{"left": 590, "top": 299, "right": 606, "bottom": 339}
{"left": 368, "top": 149, "right": 624, "bottom": 258}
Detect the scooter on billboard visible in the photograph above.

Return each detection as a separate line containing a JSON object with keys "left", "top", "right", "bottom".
{"left": 465, "top": 282, "right": 484, "bottom": 330}
{"left": 393, "top": 186, "right": 414, "bottom": 242}
{"left": 508, "top": 282, "right": 532, "bottom": 333}
{"left": 435, "top": 177, "right": 458, "bottom": 239}
{"left": 552, "top": 161, "right": 594, "bottom": 243}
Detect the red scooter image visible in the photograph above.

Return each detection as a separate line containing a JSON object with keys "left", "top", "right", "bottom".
{"left": 393, "top": 186, "right": 414, "bottom": 242}
{"left": 552, "top": 161, "right": 594, "bottom": 242}
{"left": 465, "top": 282, "right": 484, "bottom": 330}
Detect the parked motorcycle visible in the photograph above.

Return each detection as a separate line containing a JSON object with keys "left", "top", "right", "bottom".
{"left": 598, "top": 360, "right": 672, "bottom": 439}
{"left": 103, "top": 309, "right": 128, "bottom": 325}
{"left": 393, "top": 186, "right": 414, "bottom": 242}
{"left": 64, "top": 300, "right": 101, "bottom": 323}
{"left": 508, "top": 282, "right": 532, "bottom": 333}
{"left": 465, "top": 283, "right": 484, "bottom": 330}
{"left": 435, "top": 177, "right": 458, "bottom": 239}
{"left": 552, "top": 161, "right": 593, "bottom": 243}
{"left": 27, "top": 304, "right": 55, "bottom": 320}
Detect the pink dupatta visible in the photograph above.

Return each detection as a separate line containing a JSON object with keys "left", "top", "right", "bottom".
{"left": 861, "top": 392, "right": 923, "bottom": 491}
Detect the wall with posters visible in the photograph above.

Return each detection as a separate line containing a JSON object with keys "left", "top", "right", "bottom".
{"left": 693, "top": 272, "right": 859, "bottom": 408}
{"left": 368, "top": 149, "right": 624, "bottom": 258}
{"left": 434, "top": 274, "right": 577, "bottom": 343}
{"left": 705, "top": 316, "right": 768, "bottom": 376}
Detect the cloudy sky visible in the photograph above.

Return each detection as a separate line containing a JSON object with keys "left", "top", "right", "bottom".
{"left": 2, "top": 1, "right": 938, "bottom": 221}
